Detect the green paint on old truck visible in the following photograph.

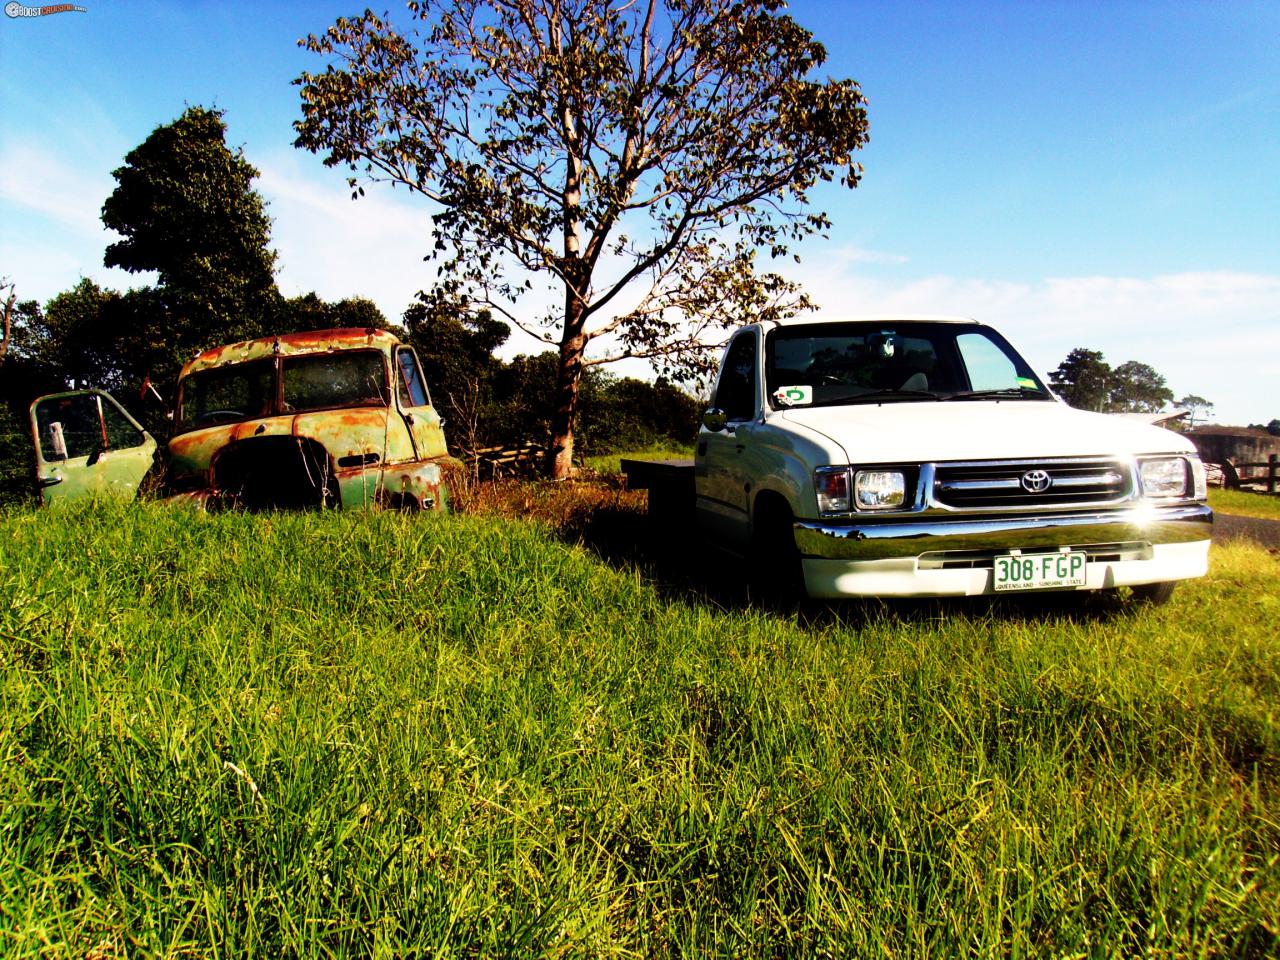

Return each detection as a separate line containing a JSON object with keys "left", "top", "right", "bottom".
{"left": 30, "top": 327, "right": 455, "bottom": 511}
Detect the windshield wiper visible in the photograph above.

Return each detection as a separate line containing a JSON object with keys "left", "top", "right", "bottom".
{"left": 944, "top": 387, "right": 1049, "bottom": 401}
{"left": 812, "top": 388, "right": 942, "bottom": 407}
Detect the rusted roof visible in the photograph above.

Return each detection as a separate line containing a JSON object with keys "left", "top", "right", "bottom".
{"left": 180, "top": 328, "right": 400, "bottom": 377}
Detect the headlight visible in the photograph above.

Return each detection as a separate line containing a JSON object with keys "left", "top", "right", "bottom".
{"left": 1139, "top": 457, "right": 1189, "bottom": 498}
{"left": 855, "top": 469, "right": 906, "bottom": 510}
{"left": 815, "top": 467, "right": 851, "bottom": 514}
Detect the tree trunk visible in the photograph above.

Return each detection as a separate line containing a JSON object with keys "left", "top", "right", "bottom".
{"left": 0, "top": 288, "right": 13, "bottom": 361}
{"left": 548, "top": 294, "right": 587, "bottom": 481}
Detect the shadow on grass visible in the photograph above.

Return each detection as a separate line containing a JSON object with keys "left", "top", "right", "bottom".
{"left": 556, "top": 500, "right": 1139, "bottom": 629}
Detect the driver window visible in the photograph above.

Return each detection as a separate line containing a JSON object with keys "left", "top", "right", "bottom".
{"left": 101, "top": 396, "right": 146, "bottom": 450}
{"left": 35, "top": 394, "right": 105, "bottom": 462}
{"left": 716, "top": 333, "right": 758, "bottom": 421}
{"left": 395, "top": 348, "right": 431, "bottom": 408}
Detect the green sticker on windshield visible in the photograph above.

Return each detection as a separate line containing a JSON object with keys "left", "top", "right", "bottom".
{"left": 774, "top": 385, "right": 812, "bottom": 406}
{"left": 1016, "top": 377, "right": 1038, "bottom": 389}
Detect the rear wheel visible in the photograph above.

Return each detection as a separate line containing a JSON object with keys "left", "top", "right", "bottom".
{"left": 1130, "top": 581, "right": 1177, "bottom": 605}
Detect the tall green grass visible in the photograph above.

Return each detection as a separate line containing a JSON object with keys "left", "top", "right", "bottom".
{"left": 583, "top": 444, "right": 694, "bottom": 477}
{"left": 2, "top": 501, "right": 1277, "bottom": 957}
{"left": 1210, "top": 487, "right": 1280, "bottom": 520}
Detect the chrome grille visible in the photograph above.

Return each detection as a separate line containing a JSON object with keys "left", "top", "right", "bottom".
{"left": 917, "top": 541, "right": 1152, "bottom": 570}
{"left": 933, "top": 458, "right": 1132, "bottom": 509}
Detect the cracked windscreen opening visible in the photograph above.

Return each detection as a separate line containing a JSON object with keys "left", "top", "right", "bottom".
{"left": 176, "top": 359, "right": 274, "bottom": 433}
{"left": 282, "top": 350, "right": 389, "bottom": 412}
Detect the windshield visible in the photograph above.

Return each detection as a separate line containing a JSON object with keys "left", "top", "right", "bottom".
{"left": 174, "top": 349, "right": 392, "bottom": 433}
{"left": 176, "top": 359, "right": 275, "bottom": 433}
{"left": 282, "top": 350, "right": 388, "bottom": 412}
{"left": 765, "top": 322, "right": 1049, "bottom": 408}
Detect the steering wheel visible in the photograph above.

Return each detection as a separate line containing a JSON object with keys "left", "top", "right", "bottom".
{"left": 193, "top": 409, "right": 243, "bottom": 426}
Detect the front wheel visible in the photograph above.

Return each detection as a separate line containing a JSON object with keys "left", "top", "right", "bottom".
{"left": 748, "top": 500, "right": 807, "bottom": 609}
{"left": 1130, "top": 581, "right": 1177, "bottom": 605}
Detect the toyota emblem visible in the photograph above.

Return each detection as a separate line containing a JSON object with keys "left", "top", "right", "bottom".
{"left": 1021, "top": 469, "right": 1052, "bottom": 493}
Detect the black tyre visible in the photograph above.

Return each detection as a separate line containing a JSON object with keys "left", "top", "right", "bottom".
{"left": 749, "top": 498, "right": 806, "bottom": 609}
{"left": 1130, "top": 581, "right": 1177, "bottom": 605}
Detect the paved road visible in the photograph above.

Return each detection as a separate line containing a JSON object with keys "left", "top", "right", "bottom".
{"left": 1214, "top": 512, "right": 1280, "bottom": 549}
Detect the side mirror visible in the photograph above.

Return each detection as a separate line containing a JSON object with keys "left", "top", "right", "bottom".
{"left": 702, "top": 407, "right": 728, "bottom": 432}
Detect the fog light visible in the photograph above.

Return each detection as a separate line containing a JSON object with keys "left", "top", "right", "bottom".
{"left": 855, "top": 470, "right": 906, "bottom": 510}
{"left": 1140, "top": 458, "right": 1188, "bottom": 498}
{"left": 815, "top": 467, "right": 851, "bottom": 514}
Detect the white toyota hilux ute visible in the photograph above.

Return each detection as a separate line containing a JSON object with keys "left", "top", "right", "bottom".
{"left": 689, "top": 316, "right": 1211, "bottom": 601}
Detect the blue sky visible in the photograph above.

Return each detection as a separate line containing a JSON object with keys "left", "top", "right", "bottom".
{"left": 2, "top": 1, "right": 1277, "bottom": 424}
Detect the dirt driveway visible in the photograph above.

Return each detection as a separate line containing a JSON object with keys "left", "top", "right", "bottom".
{"left": 1214, "top": 513, "right": 1280, "bottom": 549}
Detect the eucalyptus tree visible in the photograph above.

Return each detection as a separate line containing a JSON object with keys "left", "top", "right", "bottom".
{"left": 0, "top": 279, "right": 13, "bottom": 361}
{"left": 1176, "top": 394, "right": 1213, "bottom": 427}
{"left": 295, "top": 0, "right": 869, "bottom": 478}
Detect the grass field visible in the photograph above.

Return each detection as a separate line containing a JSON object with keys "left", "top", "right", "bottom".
{"left": 582, "top": 444, "right": 695, "bottom": 477}
{"left": 1210, "top": 487, "right": 1280, "bottom": 521}
{"left": 2, "top": 494, "right": 1278, "bottom": 957}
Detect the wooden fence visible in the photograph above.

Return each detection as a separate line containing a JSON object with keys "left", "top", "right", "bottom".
{"left": 465, "top": 442, "right": 546, "bottom": 480}
{"left": 1224, "top": 454, "right": 1280, "bottom": 494}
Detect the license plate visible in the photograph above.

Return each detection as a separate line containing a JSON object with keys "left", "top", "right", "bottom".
{"left": 993, "top": 551, "right": 1087, "bottom": 592}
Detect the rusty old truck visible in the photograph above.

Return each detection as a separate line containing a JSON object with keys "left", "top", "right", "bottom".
{"left": 29, "top": 327, "right": 453, "bottom": 511}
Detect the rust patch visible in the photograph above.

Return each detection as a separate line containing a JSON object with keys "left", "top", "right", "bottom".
{"left": 182, "top": 328, "right": 400, "bottom": 378}
{"left": 161, "top": 327, "right": 448, "bottom": 510}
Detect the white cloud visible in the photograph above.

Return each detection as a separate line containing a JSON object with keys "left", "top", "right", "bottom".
{"left": 824, "top": 244, "right": 910, "bottom": 266}
{"left": 256, "top": 151, "right": 439, "bottom": 323}
{"left": 0, "top": 138, "right": 141, "bottom": 301}
{"left": 0, "top": 141, "right": 116, "bottom": 238}
{"left": 788, "top": 262, "right": 1280, "bottom": 426}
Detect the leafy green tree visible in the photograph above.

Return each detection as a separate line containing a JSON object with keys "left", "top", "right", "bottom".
{"left": 402, "top": 301, "right": 511, "bottom": 455}
{"left": 27, "top": 279, "right": 128, "bottom": 390}
{"left": 101, "top": 106, "right": 280, "bottom": 388}
{"left": 582, "top": 375, "right": 700, "bottom": 453}
{"left": 277, "top": 293, "right": 387, "bottom": 333}
{"left": 295, "top": 0, "right": 869, "bottom": 478}
{"left": 0, "top": 401, "right": 32, "bottom": 507}
{"left": 1109, "top": 360, "right": 1173, "bottom": 413}
{"left": 0, "top": 286, "right": 62, "bottom": 505}
{"left": 1176, "top": 394, "right": 1213, "bottom": 427}
{"left": 1050, "top": 349, "right": 1175, "bottom": 414}
{"left": 1049, "top": 348, "right": 1112, "bottom": 411}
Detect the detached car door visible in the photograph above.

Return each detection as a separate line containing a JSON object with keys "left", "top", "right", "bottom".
{"left": 29, "top": 390, "right": 157, "bottom": 505}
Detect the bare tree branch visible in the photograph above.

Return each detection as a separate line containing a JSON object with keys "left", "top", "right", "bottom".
{"left": 294, "top": 0, "right": 869, "bottom": 476}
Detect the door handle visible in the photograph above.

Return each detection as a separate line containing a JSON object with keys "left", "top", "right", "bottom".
{"left": 38, "top": 475, "right": 64, "bottom": 487}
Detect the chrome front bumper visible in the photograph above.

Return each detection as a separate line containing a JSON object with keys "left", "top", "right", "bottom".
{"left": 794, "top": 503, "right": 1212, "bottom": 599}
{"left": 793, "top": 502, "right": 1212, "bottom": 562}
